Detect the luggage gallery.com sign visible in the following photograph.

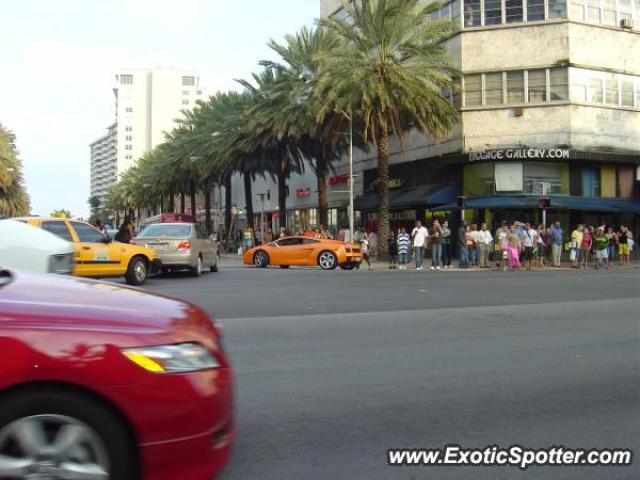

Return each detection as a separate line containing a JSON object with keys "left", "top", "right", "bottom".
{"left": 469, "top": 148, "right": 570, "bottom": 162}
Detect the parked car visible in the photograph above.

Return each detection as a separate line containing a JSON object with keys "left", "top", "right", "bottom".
{"left": 0, "top": 268, "right": 234, "bottom": 479}
{"left": 243, "top": 236, "right": 363, "bottom": 270}
{"left": 16, "top": 217, "right": 160, "bottom": 285}
{"left": 0, "top": 219, "right": 74, "bottom": 274}
{"left": 135, "top": 223, "right": 218, "bottom": 276}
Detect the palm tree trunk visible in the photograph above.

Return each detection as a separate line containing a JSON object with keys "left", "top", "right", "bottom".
{"left": 180, "top": 193, "right": 185, "bottom": 213}
{"left": 317, "top": 167, "right": 329, "bottom": 228}
{"left": 243, "top": 173, "right": 254, "bottom": 229}
{"left": 190, "top": 182, "right": 196, "bottom": 218}
{"left": 160, "top": 194, "right": 164, "bottom": 213}
{"left": 277, "top": 170, "right": 287, "bottom": 230}
{"left": 224, "top": 175, "right": 232, "bottom": 239}
{"left": 204, "top": 184, "right": 212, "bottom": 234}
{"left": 377, "top": 130, "right": 390, "bottom": 259}
{"left": 168, "top": 190, "right": 174, "bottom": 213}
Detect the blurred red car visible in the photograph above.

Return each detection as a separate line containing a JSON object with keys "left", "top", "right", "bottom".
{"left": 0, "top": 268, "right": 233, "bottom": 479}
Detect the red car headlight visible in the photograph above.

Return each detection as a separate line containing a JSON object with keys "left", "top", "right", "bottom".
{"left": 122, "top": 343, "right": 220, "bottom": 373}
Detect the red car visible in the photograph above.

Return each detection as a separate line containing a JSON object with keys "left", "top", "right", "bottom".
{"left": 0, "top": 268, "right": 234, "bottom": 479}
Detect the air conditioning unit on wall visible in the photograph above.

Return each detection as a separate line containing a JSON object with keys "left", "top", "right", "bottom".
{"left": 620, "top": 18, "right": 633, "bottom": 29}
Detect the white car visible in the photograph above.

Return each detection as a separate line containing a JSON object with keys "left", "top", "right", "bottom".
{"left": 0, "top": 219, "right": 75, "bottom": 274}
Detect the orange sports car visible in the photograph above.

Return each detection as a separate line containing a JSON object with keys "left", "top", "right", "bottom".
{"left": 243, "top": 236, "right": 363, "bottom": 270}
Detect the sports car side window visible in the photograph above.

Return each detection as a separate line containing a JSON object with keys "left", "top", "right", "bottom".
{"left": 277, "top": 238, "right": 304, "bottom": 247}
{"left": 302, "top": 238, "right": 319, "bottom": 245}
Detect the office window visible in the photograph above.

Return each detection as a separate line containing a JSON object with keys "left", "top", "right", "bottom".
{"left": 125, "top": 126, "right": 132, "bottom": 132}
{"left": 452, "top": 78, "right": 462, "bottom": 108}
{"left": 528, "top": 69, "right": 547, "bottom": 102}
{"left": 588, "top": 76, "right": 603, "bottom": 103}
{"left": 618, "top": 165, "right": 635, "bottom": 197}
{"left": 618, "top": 0, "right": 632, "bottom": 22}
{"left": 506, "top": 0, "right": 524, "bottom": 22}
{"left": 182, "top": 99, "right": 189, "bottom": 105}
{"left": 464, "top": 74, "right": 482, "bottom": 106}
{"left": 602, "top": 0, "right": 617, "bottom": 25}
{"left": 120, "top": 74, "right": 133, "bottom": 85}
{"left": 600, "top": 165, "right": 616, "bottom": 197}
{"left": 484, "top": 0, "right": 503, "bottom": 24}
{"left": 182, "top": 90, "right": 189, "bottom": 95}
{"left": 485, "top": 72, "right": 504, "bottom": 105}
{"left": 581, "top": 167, "right": 601, "bottom": 196}
{"left": 548, "top": 0, "right": 568, "bottom": 17}
{"left": 527, "top": 0, "right": 545, "bottom": 20}
{"left": 125, "top": 135, "right": 132, "bottom": 141}
{"left": 182, "top": 76, "right": 195, "bottom": 86}
{"left": 506, "top": 71, "right": 525, "bottom": 103}
{"left": 451, "top": 0, "right": 461, "bottom": 24}
{"left": 464, "top": 163, "right": 495, "bottom": 196}
{"left": 604, "top": 73, "right": 619, "bottom": 105}
{"left": 549, "top": 68, "right": 568, "bottom": 100}
{"left": 125, "top": 145, "right": 132, "bottom": 150}
{"left": 197, "top": 90, "right": 203, "bottom": 95}
{"left": 125, "top": 107, "right": 133, "bottom": 113}
{"left": 464, "top": 0, "right": 481, "bottom": 25}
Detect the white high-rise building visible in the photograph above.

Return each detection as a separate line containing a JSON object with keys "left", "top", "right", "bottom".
{"left": 90, "top": 68, "right": 209, "bottom": 202}
{"left": 114, "top": 68, "right": 208, "bottom": 174}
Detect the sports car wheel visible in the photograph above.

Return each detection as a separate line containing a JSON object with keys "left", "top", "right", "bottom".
{"left": 254, "top": 251, "right": 269, "bottom": 268}
{"left": 318, "top": 251, "right": 338, "bottom": 270}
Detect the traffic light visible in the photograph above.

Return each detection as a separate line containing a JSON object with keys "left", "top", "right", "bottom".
{"left": 538, "top": 197, "right": 550, "bottom": 209}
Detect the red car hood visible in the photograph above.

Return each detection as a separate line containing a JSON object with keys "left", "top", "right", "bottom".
{"left": 0, "top": 269, "right": 209, "bottom": 335}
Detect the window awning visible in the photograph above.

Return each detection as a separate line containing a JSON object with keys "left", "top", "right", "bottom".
{"left": 353, "top": 184, "right": 460, "bottom": 210}
{"left": 434, "top": 195, "right": 640, "bottom": 213}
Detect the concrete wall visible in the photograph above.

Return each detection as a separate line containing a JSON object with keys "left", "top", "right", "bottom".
{"left": 570, "top": 105, "right": 640, "bottom": 153}
{"left": 568, "top": 23, "right": 640, "bottom": 75}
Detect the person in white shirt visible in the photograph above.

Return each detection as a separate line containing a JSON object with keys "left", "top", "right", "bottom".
{"left": 521, "top": 223, "right": 538, "bottom": 271}
{"left": 476, "top": 223, "right": 493, "bottom": 268}
{"left": 411, "top": 220, "right": 428, "bottom": 270}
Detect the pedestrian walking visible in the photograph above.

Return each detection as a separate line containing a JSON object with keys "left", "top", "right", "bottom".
{"left": 337, "top": 226, "right": 347, "bottom": 241}
{"left": 587, "top": 226, "right": 597, "bottom": 268}
{"left": 411, "top": 220, "right": 428, "bottom": 270}
{"left": 548, "top": 221, "right": 564, "bottom": 267}
{"left": 357, "top": 234, "right": 372, "bottom": 271}
{"left": 441, "top": 220, "right": 452, "bottom": 268}
{"left": 606, "top": 226, "right": 617, "bottom": 267}
{"left": 521, "top": 223, "right": 537, "bottom": 271}
{"left": 476, "top": 223, "right": 493, "bottom": 268}
{"left": 242, "top": 225, "right": 255, "bottom": 252}
{"left": 536, "top": 223, "right": 547, "bottom": 268}
{"left": 397, "top": 227, "right": 411, "bottom": 270}
{"left": 580, "top": 225, "right": 592, "bottom": 269}
{"left": 458, "top": 222, "right": 468, "bottom": 269}
{"left": 467, "top": 224, "right": 478, "bottom": 266}
{"left": 594, "top": 227, "right": 608, "bottom": 270}
{"left": 618, "top": 225, "right": 630, "bottom": 265}
{"left": 388, "top": 230, "right": 398, "bottom": 269}
{"left": 430, "top": 220, "right": 443, "bottom": 270}
{"left": 495, "top": 220, "right": 509, "bottom": 271}
{"left": 570, "top": 225, "right": 583, "bottom": 268}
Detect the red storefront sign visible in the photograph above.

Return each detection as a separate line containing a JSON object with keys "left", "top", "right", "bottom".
{"left": 296, "top": 188, "right": 311, "bottom": 197}
{"left": 329, "top": 175, "right": 348, "bottom": 185}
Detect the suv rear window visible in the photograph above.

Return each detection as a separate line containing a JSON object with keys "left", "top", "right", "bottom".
{"left": 140, "top": 224, "right": 192, "bottom": 237}
{"left": 42, "top": 221, "right": 73, "bottom": 242}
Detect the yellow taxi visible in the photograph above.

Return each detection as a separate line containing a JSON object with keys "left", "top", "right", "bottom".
{"left": 16, "top": 217, "right": 161, "bottom": 285}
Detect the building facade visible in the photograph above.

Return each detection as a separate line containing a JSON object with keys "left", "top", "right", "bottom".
{"left": 317, "top": 0, "right": 640, "bottom": 238}
{"left": 89, "top": 123, "right": 117, "bottom": 206}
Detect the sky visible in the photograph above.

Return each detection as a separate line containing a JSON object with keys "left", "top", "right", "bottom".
{"left": 0, "top": 0, "right": 319, "bottom": 218}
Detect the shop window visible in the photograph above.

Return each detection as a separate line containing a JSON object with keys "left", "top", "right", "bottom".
{"left": 506, "top": 71, "right": 525, "bottom": 104}
{"left": 600, "top": 165, "right": 616, "bottom": 197}
{"left": 548, "top": 0, "right": 568, "bottom": 17}
{"left": 581, "top": 167, "right": 601, "bottom": 197}
{"left": 464, "top": 74, "right": 482, "bottom": 106}
{"left": 528, "top": 69, "right": 547, "bottom": 102}
{"left": 495, "top": 162, "right": 524, "bottom": 192}
{"left": 618, "top": 165, "right": 635, "bottom": 198}
{"left": 506, "top": 0, "right": 523, "bottom": 22}
{"left": 620, "top": 76, "right": 634, "bottom": 107}
{"left": 464, "top": 162, "right": 495, "bottom": 196}
{"left": 604, "top": 73, "right": 619, "bottom": 105}
{"left": 549, "top": 68, "right": 568, "bottom": 100}
{"left": 524, "top": 162, "right": 569, "bottom": 195}
{"left": 485, "top": 73, "right": 504, "bottom": 105}
{"left": 464, "top": 0, "right": 481, "bottom": 26}
{"left": 526, "top": 0, "right": 545, "bottom": 20}
{"left": 484, "top": 0, "right": 503, "bottom": 24}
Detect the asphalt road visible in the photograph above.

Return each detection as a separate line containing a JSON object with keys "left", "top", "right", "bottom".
{"left": 139, "top": 263, "right": 640, "bottom": 480}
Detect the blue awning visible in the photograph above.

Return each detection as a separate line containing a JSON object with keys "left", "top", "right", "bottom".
{"left": 354, "top": 183, "right": 460, "bottom": 210}
{"left": 434, "top": 195, "right": 640, "bottom": 213}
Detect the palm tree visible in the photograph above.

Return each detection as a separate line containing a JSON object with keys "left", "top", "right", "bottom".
{"left": 0, "top": 124, "right": 30, "bottom": 217}
{"left": 261, "top": 26, "right": 349, "bottom": 229}
{"left": 317, "top": 0, "right": 459, "bottom": 256}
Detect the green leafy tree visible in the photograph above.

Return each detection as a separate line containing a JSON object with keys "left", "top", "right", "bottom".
{"left": 317, "top": 0, "right": 459, "bottom": 256}
{"left": 0, "top": 124, "right": 30, "bottom": 217}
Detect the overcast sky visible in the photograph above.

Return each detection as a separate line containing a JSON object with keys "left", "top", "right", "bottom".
{"left": 0, "top": 0, "right": 318, "bottom": 218}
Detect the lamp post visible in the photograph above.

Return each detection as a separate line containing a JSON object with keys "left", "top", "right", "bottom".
{"left": 256, "top": 190, "right": 271, "bottom": 243}
{"left": 339, "top": 111, "right": 355, "bottom": 241}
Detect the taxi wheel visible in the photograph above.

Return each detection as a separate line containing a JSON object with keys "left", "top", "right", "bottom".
{"left": 125, "top": 256, "right": 148, "bottom": 286}
{"left": 254, "top": 251, "right": 269, "bottom": 268}
{"left": 318, "top": 251, "right": 338, "bottom": 270}
{"left": 192, "top": 256, "right": 203, "bottom": 277}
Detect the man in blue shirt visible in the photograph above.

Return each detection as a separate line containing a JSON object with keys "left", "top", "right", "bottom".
{"left": 547, "top": 221, "right": 564, "bottom": 267}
